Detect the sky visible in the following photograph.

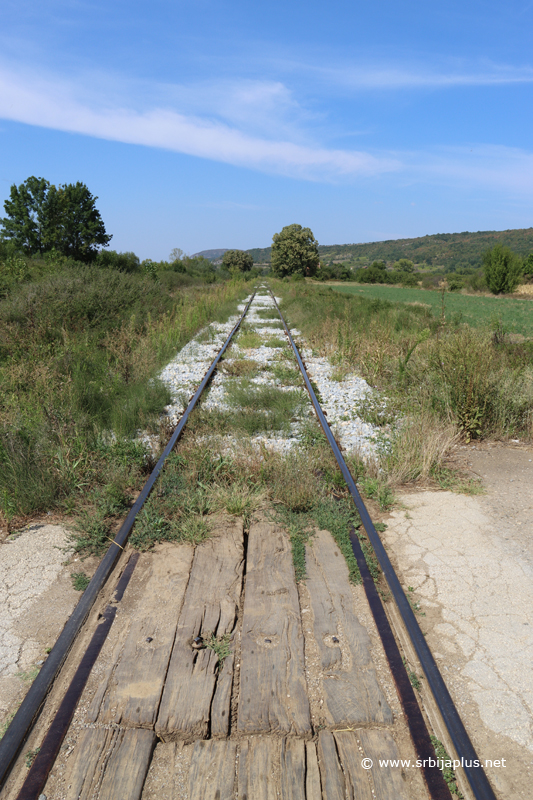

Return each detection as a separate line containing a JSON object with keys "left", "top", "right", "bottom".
{"left": 1, "top": 0, "right": 533, "bottom": 260}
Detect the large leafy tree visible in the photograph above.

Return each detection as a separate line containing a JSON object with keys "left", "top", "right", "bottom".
{"left": 222, "top": 249, "right": 254, "bottom": 273}
{"left": 43, "top": 182, "right": 112, "bottom": 261}
{"left": 270, "top": 224, "right": 319, "bottom": 278}
{"left": 1, "top": 177, "right": 112, "bottom": 261}
{"left": 0, "top": 176, "right": 51, "bottom": 255}
{"left": 483, "top": 244, "right": 523, "bottom": 294}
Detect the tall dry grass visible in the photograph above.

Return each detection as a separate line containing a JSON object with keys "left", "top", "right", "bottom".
{"left": 276, "top": 280, "right": 533, "bottom": 486}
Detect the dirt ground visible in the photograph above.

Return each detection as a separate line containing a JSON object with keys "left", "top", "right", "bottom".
{"left": 382, "top": 442, "right": 533, "bottom": 800}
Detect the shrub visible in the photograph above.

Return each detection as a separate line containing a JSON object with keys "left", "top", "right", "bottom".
{"left": 483, "top": 244, "right": 523, "bottom": 294}
{"left": 96, "top": 250, "right": 140, "bottom": 273}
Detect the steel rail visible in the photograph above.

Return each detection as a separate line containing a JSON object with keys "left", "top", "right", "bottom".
{"left": 16, "top": 553, "right": 140, "bottom": 800}
{"left": 0, "top": 292, "right": 256, "bottom": 790}
{"left": 269, "top": 289, "right": 497, "bottom": 800}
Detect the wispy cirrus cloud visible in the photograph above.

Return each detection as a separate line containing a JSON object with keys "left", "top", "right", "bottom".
{"left": 0, "top": 64, "right": 398, "bottom": 181}
{"left": 285, "top": 58, "right": 533, "bottom": 91}
{"left": 2, "top": 61, "right": 533, "bottom": 195}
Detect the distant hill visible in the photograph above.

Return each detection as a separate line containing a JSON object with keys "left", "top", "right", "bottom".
{"left": 247, "top": 228, "right": 533, "bottom": 271}
{"left": 191, "top": 249, "right": 230, "bottom": 260}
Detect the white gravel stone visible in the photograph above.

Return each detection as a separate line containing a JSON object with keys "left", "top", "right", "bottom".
{"left": 155, "top": 289, "right": 387, "bottom": 460}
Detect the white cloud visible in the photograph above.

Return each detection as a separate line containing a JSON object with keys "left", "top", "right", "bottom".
{"left": 1, "top": 62, "right": 533, "bottom": 195}
{"left": 289, "top": 59, "right": 533, "bottom": 91}
{"left": 409, "top": 144, "right": 533, "bottom": 193}
{"left": 0, "top": 65, "right": 398, "bottom": 180}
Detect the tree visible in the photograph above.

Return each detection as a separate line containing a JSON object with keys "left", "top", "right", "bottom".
{"left": 270, "top": 224, "right": 319, "bottom": 278}
{"left": 394, "top": 258, "right": 415, "bottom": 273}
{"left": 523, "top": 253, "right": 533, "bottom": 278}
{"left": 169, "top": 248, "right": 184, "bottom": 263}
{"left": 482, "top": 244, "right": 523, "bottom": 294}
{"left": 45, "top": 182, "right": 111, "bottom": 261}
{"left": 0, "top": 177, "right": 50, "bottom": 255}
{"left": 1, "top": 176, "right": 112, "bottom": 261}
{"left": 222, "top": 249, "right": 254, "bottom": 274}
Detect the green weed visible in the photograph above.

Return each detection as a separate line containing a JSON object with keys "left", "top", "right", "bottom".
{"left": 402, "top": 657, "right": 422, "bottom": 691}
{"left": 70, "top": 513, "right": 112, "bottom": 556}
{"left": 204, "top": 632, "right": 232, "bottom": 671}
{"left": 0, "top": 708, "right": 18, "bottom": 741}
{"left": 25, "top": 748, "right": 40, "bottom": 768}
{"left": 359, "top": 477, "right": 394, "bottom": 510}
{"left": 71, "top": 571, "right": 90, "bottom": 591}
{"left": 431, "top": 466, "right": 484, "bottom": 495}
{"left": 219, "top": 358, "right": 261, "bottom": 378}
{"left": 16, "top": 666, "right": 40, "bottom": 683}
{"left": 430, "top": 736, "right": 464, "bottom": 798}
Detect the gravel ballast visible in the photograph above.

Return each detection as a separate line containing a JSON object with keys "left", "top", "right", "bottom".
{"left": 157, "top": 290, "right": 384, "bottom": 459}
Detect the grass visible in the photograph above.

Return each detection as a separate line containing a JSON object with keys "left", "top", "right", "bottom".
{"left": 225, "top": 381, "right": 307, "bottom": 416}
{"left": 236, "top": 327, "right": 263, "bottom": 348}
{"left": 252, "top": 320, "right": 284, "bottom": 329}
{"left": 275, "top": 281, "right": 533, "bottom": 465}
{"left": 204, "top": 632, "right": 232, "bottom": 671}
{"left": 0, "top": 268, "right": 249, "bottom": 524}
{"left": 252, "top": 308, "right": 280, "bottom": 320}
{"left": 267, "top": 360, "right": 304, "bottom": 386}
{"left": 263, "top": 336, "right": 287, "bottom": 348}
{"left": 219, "top": 358, "right": 261, "bottom": 378}
{"left": 334, "top": 283, "right": 533, "bottom": 338}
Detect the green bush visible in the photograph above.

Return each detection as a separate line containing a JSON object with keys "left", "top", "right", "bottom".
{"left": 97, "top": 250, "right": 140, "bottom": 273}
{"left": 483, "top": 244, "right": 523, "bottom": 294}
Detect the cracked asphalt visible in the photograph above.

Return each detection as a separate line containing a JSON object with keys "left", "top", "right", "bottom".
{"left": 0, "top": 524, "right": 80, "bottom": 721}
{"left": 383, "top": 444, "right": 533, "bottom": 799}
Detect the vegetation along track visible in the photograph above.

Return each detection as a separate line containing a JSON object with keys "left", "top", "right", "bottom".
{"left": 0, "top": 287, "right": 496, "bottom": 800}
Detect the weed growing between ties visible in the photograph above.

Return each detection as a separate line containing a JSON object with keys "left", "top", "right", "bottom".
{"left": 121, "top": 408, "right": 382, "bottom": 587}
{"left": 204, "top": 632, "right": 232, "bottom": 671}
{"left": 0, "top": 270, "right": 249, "bottom": 524}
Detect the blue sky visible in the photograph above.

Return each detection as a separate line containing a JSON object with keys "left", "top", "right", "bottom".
{"left": 1, "top": 0, "right": 532, "bottom": 259}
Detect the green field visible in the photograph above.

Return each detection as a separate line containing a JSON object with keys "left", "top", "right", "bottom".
{"left": 332, "top": 284, "right": 533, "bottom": 338}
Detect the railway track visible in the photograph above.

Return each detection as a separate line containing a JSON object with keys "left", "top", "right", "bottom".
{"left": 0, "top": 287, "right": 497, "bottom": 800}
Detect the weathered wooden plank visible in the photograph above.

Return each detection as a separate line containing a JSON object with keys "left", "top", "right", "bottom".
{"left": 305, "top": 741, "right": 322, "bottom": 800}
{"left": 189, "top": 739, "right": 237, "bottom": 800}
{"left": 156, "top": 518, "right": 244, "bottom": 741}
{"left": 238, "top": 737, "right": 279, "bottom": 800}
{"left": 237, "top": 519, "right": 311, "bottom": 736}
{"left": 359, "top": 728, "right": 410, "bottom": 800}
{"left": 280, "top": 737, "right": 306, "bottom": 800}
{"left": 65, "top": 727, "right": 155, "bottom": 800}
{"left": 333, "top": 731, "right": 373, "bottom": 800}
{"left": 305, "top": 530, "right": 393, "bottom": 726}
{"left": 90, "top": 543, "right": 194, "bottom": 728}
{"left": 317, "top": 730, "right": 345, "bottom": 800}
